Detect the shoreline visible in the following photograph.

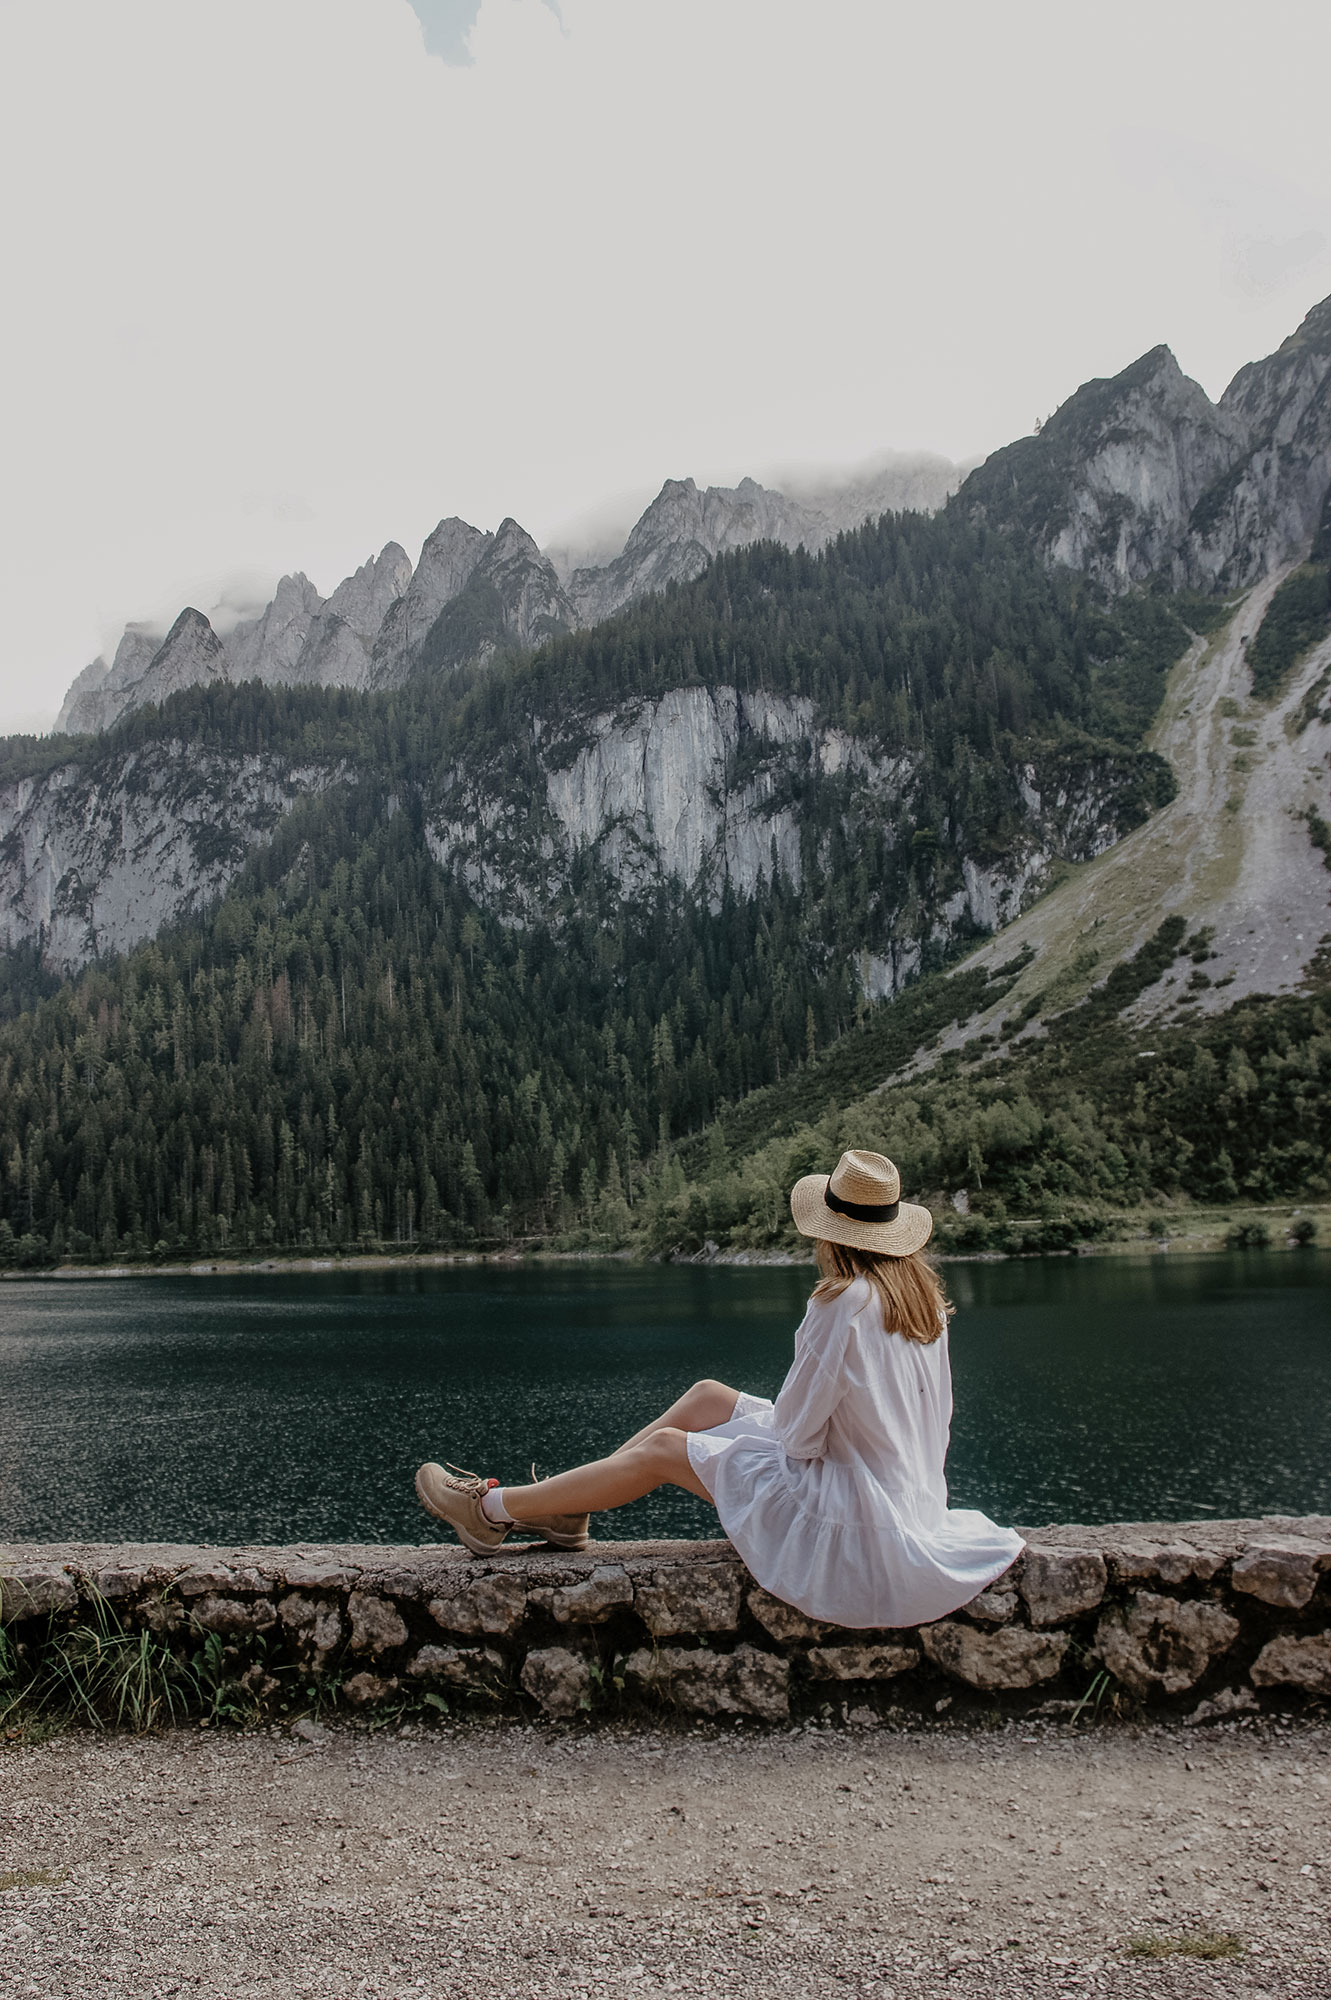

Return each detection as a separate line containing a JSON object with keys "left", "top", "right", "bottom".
{"left": 2, "top": 1200, "right": 1327, "bottom": 1281}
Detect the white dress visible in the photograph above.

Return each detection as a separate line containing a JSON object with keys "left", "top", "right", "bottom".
{"left": 686, "top": 1275, "right": 1023, "bottom": 1629}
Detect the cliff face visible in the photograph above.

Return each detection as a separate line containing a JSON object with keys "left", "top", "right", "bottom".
{"left": 426, "top": 684, "right": 1135, "bottom": 997}
{"left": 0, "top": 747, "right": 330, "bottom": 972}
{"left": 6, "top": 678, "right": 1136, "bottom": 984}
{"left": 963, "top": 295, "right": 1331, "bottom": 594}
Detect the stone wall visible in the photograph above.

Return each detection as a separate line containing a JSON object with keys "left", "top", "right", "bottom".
{"left": 2, "top": 1518, "right": 1329, "bottom": 1726}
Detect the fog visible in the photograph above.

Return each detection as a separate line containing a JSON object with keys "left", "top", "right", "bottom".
{"left": 0, "top": 0, "right": 1327, "bottom": 731}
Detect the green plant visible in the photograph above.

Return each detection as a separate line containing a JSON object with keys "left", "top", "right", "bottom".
{"left": 1068, "top": 1667, "right": 1115, "bottom": 1726}
{"left": 35, "top": 1593, "right": 198, "bottom": 1731}
{"left": 1225, "top": 1220, "right": 1270, "bottom": 1249}
{"left": 1126, "top": 1931, "right": 1243, "bottom": 1961}
{"left": 1290, "top": 1216, "right": 1318, "bottom": 1246}
{"left": 1248, "top": 562, "right": 1331, "bottom": 699}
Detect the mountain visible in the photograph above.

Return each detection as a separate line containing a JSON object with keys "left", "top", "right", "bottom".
{"left": 962, "top": 294, "right": 1331, "bottom": 593}
{"left": 52, "top": 461, "right": 964, "bottom": 733}
{"left": 4, "top": 296, "right": 1330, "bottom": 1267}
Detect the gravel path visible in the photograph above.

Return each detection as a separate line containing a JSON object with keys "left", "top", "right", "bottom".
{"left": 1, "top": 1719, "right": 1328, "bottom": 1998}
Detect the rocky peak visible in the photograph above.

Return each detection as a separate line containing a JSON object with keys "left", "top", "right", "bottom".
{"left": 56, "top": 621, "right": 163, "bottom": 734}
{"left": 369, "top": 517, "right": 493, "bottom": 687}
{"left": 411, "top": 518, "right": 575, "bottom": 676}
{"left": 1193, "top": 292, "right": 1331, "bottom": 590}
{"left": 480, "top": 519, "right": 576, "bottom": 649}
{"left": 224, "top": 572, "right": 324, "bottom": 686}
{"left": 321, "top": 542, "right": 413, "bottom": 643}
{"left": 961, "top": 296, "right": 1331, "bottom": 596}
{"left": 961, "top": 344, "right": 1248, "bottom": 591}
{"left": 134, "top": 608, "right": 230, "bottom": 709}
{"left": 568, "top": 476, "right": 814, "bottom": 625}
{"left": 291, "top": 542, "right": 414, "bottom": 689}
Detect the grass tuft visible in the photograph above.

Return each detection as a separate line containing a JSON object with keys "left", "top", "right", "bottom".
{"left": 1126, "top": 1930, "right": 1244, "bottom": 1961}
{"left": 0, "top": 1867, "right": 66, "bottom": 1891}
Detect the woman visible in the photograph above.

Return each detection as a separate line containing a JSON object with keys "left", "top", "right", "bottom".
{"left": 415, "top": 1150, "right": 1022, "bottom": 1628}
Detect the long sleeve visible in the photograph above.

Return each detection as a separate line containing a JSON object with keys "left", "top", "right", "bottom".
{"left": 772, "top": 1297, "right": 854, "bottom": 1461}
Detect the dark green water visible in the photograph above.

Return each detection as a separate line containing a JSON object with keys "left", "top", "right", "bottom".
{"left": 1, "top": 1252, "right": 1328, "bottom": 1545}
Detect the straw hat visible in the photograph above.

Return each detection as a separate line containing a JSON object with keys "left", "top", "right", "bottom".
{"left": 790, "top": 1149, "right": 933, "bottom": 1256}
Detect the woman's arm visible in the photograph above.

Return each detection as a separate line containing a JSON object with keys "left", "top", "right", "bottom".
{"left": 772, "top": 1300, "right": 853, "bottom": 1460}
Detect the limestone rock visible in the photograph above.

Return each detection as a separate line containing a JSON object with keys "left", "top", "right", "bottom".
{"left": 960, "top": 1580, "right": 1020, "bottom": 1626}
{"left": 342, "top": 1671, "right": 397, "bottom": 1707}
{"left": 1019, "top": 1548, "right": 1107, "bottom": 1627}
{"left": 562, "top": 465, "right": 961, "bottom": 627}
{"left": 0, "top": 743, "right": 330, "bottom": 974}
{"left": 920, "top": 1621, "right": 1070, "bottom": 1691}
{"left": 408, "top": 518, "right": 574, "bottom": 679}
{"left": 962, "top": 295, "right": 1331, "bottom": 596}
{"left": 520, "top": 1646, "right": 592, "bottom": 1718}
{"left": 132, "top": 608, "right": 231, "bottom": 709}
{"left": 56, "top": 623, "right": 162, "bottom": 734}
{"left": 278, "top": 1592, "right": 345, "bottom": 1660}
{"left": 1186, "top": 1686, "right": 1259, "bottom": 1725}
{"left": 1095, "top": 1592, "right": 1241, "bottom": 1696}
{"left": 346, "top": 1591, "right": 408, "bottom": 1653}
{"left": 190, "top": 1594, "right": 277, "bottom": 1636}
{"left": 567, "top": 476, "right": 817, "bottom": 626}
{"left": 290, "top": 1717, "right": 329, "bottom": 1745}
{"left": 635, "top": 1562, "right": 743, "bottom": 1638}
{"left": 283, "top": 1562, "right": 361, "bottom": 1591}
{"left": 622, "top": 1643, "right": 789, "bottom": 1721}
{"left": 530, "top": 1565, "right": 633, "bottom": 1625}
{"left": 91, "top": 1567, "right": 145, "bottom": 1600}
{"left": 224, "top": 572, "right": 323, "bottom": 686}
{"left": 430, "top": 1572, "right": 529, "bottom": 1639}
{"left": 1230, "top": 1543, "right": 1321, "bottom": 1610}
{"left": 428, "top": 679, "right": 1108, "bottom": 954}
{"left": 0, "top": 1567, "right": 78, "bottom": 1622}
{"left": 1108, "top": 1542, "right": 1226, "bottom": 1587}
{"left": 175, "top": 1564, "right": 243, "bottom": 1597}
{"left": 407, "top": 1644, "right": 506, "bottom": 1687}
{"left": 746, "top": 1586, "right": 835, "bottom": 1645}
{"left": 804, "top": 1643, "right": 920, "bottom": 1682}
{"left": 291, "top": 543, "right": 412, "bottom": 689}
{"left": 1249, "top": 1631, "right": 1331, "bottom": 1695}
{"left": 369, "top": 517, "right": 491, "bottom": 687}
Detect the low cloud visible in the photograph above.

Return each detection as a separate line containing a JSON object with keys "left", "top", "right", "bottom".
{"left": 406, "top": 0, "right": 562, "bottom": 66}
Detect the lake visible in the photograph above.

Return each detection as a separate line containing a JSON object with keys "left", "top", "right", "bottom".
{"left": 1, "top": 1252, "right": 1328, "bottom": 1546}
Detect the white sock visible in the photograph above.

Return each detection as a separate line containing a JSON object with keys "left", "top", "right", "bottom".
{"left": 481, "top": 1485, "right": 515, "bottom": 1525}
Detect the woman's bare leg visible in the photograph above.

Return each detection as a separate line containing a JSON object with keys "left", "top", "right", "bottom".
{"left": 502, "top": 1427, "right": 712, "bottom": 1520}
{"left": 610, "top": 1378, "right": 741, "bottom": 1455}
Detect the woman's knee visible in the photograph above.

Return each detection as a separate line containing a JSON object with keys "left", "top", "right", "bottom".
{"left": 684, "top": 1378, "right": 735, "bottom": 1422}
{"left": 640, "top": 1425, "right": 689, "bottom": 1474}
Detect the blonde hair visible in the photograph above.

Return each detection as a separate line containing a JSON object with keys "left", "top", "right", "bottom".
{"left": 812, "top": 1238, "right": 951, "bottom": 1344}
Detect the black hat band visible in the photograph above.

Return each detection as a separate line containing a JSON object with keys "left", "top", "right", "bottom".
{"left": 825, "top": 1186, "right": 900, "bottom": 1224}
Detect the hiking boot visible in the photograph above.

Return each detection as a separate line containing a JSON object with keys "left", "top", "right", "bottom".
{"left": 520, "top": 1511, "right": 591, "bottom": 1551}
{"left": 414, "top": 1462, "right": 508, "bottom": 1554}
{"left": 515, "top": 1465, "right": 591, "bottom": 1550}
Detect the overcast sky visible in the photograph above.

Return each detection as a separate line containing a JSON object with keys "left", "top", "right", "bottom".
{"left": 1, "top": 0, "right": 1329, "bottom": 733}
